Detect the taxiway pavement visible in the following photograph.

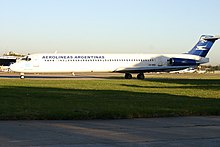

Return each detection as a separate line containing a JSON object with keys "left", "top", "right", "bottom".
{"left": 0, "top": 116, "right": 220, "bottom": 146}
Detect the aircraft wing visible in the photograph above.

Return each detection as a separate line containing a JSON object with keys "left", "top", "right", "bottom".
{"left": 114, "top": 66, "right": 190, "bottom": 73}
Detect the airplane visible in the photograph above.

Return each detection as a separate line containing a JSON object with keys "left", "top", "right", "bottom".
{"left": 9, "top": 35, "right": 220, "bottom": 79}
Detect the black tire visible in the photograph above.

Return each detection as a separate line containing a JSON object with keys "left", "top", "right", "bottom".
{"left": 125, "top": 73, "right": 132, "bottom": 79}
{"left": 137, "top": 73, "right": 145, "bottom": 80}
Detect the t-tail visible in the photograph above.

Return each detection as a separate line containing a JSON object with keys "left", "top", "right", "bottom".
{"left": 187, "top": 35, "right": 220, "bottom": 57}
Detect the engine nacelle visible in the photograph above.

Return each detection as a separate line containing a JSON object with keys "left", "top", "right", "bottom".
{"left": 169, "top": 58, "right": 197, "bottom": 66}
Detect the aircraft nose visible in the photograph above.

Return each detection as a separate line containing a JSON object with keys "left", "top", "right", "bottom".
{"left": 9, "top": 63, "right": 14, "bottom": 71}
{"left": 9, "top": 63, "right": 18, "bottom": 72}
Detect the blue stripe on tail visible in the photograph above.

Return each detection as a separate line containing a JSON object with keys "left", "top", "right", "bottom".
{"left": 188, "top": 35, "right": 219, "bottom": 57}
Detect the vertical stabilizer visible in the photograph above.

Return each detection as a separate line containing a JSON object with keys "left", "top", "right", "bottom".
{"left": 188, "top": 35, "right": 219, "bottom": 57}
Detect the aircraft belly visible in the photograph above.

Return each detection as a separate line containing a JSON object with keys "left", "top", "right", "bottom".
{"left": 115, "top": 66, "right": 190, "bottom": 73}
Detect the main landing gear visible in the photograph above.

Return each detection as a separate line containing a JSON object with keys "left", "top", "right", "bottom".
{"left": 137, "top": 73, "right": 145, "bottom": 80}
{"left": 125, "top": 73, "right": 132, "bottom": 79}
{"left": 124, "top": 73, "right": 145, "bottom": 80}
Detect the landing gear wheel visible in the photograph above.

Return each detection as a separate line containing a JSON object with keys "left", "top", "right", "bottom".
{"left": 137, "top": 73, "right": 145, "bottom": 80}
{"left": 20, "top": 73, "right": 25, "bottom": 79}
{"left": 125, "top": 73, "right": 132, "bottom": 79}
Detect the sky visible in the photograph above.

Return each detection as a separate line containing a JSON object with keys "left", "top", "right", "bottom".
{"left": 0, "top": 0, "right": 220, "bottom": 65}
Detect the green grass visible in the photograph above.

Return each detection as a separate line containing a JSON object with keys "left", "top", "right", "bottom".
{"left": 0, "top": 73, "right": 220, "bottom": 120}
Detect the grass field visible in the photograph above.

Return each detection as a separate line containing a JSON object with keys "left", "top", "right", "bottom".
{"left": 0, "top": 73, "right": 220, "bottom": 120}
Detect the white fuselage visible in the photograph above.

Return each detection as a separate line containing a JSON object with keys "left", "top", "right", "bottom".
{"left": 10, "top": 53, "right": 208, "bottom": 73}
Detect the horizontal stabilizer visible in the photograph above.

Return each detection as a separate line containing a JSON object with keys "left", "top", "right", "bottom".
{"left": 202, "top": 35, "right": 220, "bottom": 40}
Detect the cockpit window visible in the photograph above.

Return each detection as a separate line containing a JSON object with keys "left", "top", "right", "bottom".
{"left": 27, "top": 57, "right": 31, "bottom": 61}
{"left": 21, "top": 56, "right": 31, "bottom": 61}
{"left": 21, "top": 57, "right": 26, "bottom": 61}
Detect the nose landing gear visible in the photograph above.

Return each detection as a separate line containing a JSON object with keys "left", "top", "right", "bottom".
{"left": 20, "top": 73, "right": 25, "bottom": 79}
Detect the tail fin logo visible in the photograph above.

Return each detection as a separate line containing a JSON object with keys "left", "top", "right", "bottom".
{"left": 196, "top": 46, "right": 208, "bottom": 50}
{"left": 195, "top": 38, "right": 209, "bottom": 50}
{"left": 196, "top": 39, "right": 208, "bottom": 50}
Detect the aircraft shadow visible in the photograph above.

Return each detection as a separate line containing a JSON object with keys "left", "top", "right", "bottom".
{"left": 141, "top": 78, "right": 220, "bottom": 86}
{"left": 0, "top": 85, "right": 220, "bottom": 120}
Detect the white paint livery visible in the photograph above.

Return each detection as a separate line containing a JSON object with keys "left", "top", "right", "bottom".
{"left": 9, "top": 35, "right": 219, "bottom": 79}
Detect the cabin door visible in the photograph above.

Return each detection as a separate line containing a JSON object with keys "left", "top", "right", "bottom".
{"left": 33, "top": 58, "right": 40, "bottom": 68}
